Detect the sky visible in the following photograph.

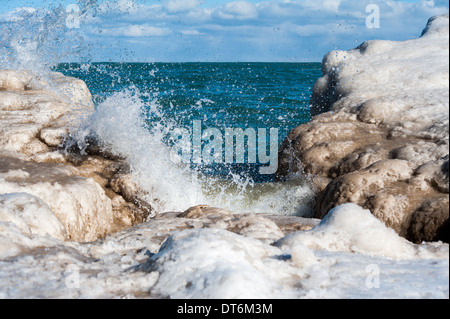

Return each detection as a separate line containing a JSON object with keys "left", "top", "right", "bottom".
{"left": 0, "top": 0, "right": 449, "bottom": 62}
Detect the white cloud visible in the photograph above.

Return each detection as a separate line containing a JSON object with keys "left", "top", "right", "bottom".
{"left": 2, "top": 0, "right": 448, "bottom": 61}
{"left": 0, "top": 7, "right": 39, "bottom": 22}
{"left": 180, "top": 29, "right": 202, "bottom": 36}
{"left": 86, "top": 0, "right": 450, "bottom": 61}
{"left": 299, "top": 0, "right": 341, "bottom": 12}
{"left": 98, "top": 0, "right": 141, "bottom": 14}
{"left": 163, "top": 0, "right": 204, "bottom": 13}
{"left": 99, "top": 24, "right": 173, "bottom": 37}
{"left": 215, "top": 1, "right": 259, "bottom": 20}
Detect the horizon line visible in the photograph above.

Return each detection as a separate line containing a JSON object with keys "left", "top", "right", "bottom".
{"left": 57, "top": 61, "right": 323, "bottom": 64}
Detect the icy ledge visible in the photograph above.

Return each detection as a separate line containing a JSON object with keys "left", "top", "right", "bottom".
{"left": 0, "top": 203, "right": 447, "bottom": 298}
{"left": 277, "top": 14, "right": 449, "bottom": 243}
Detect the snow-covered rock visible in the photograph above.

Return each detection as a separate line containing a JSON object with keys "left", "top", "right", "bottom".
{"left": 0, "top": 69, "right": 147, "bottom": 245}
{"left": 277, "top": 14, "right": 449, "bottom": 243}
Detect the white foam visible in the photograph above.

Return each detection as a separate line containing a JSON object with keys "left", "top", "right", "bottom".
{"left": 78, "top": 88, "right": 206, "bottom": 213}
{"left": 0, "top": 3, "right": 92, "bottom": 77}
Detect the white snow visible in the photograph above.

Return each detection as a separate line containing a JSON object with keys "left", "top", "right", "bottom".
{"left": 146, "top": 228, "right": 294, "bottom": 299}
{"left": 0, "top": 157, "right": 114, "bottom": 243}
{"left": 0, "top": 206, "right": 447, "bottom": 299}
{"left": 276, "top": 203, "right": 448, "bottom": 260}
{"left": 312, "top": 14, "right": 449, "bottom": 153}
{"left": 0, "top": 193, "right": 66, "bottom": 240}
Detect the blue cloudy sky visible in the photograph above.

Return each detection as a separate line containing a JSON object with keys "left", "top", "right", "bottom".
{"left": 1, "top": 0, "right": 449, "bottom": 62}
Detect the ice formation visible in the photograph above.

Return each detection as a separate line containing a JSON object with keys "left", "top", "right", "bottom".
{"left": 278, "top": 14, "right": 449, "bottom": 243}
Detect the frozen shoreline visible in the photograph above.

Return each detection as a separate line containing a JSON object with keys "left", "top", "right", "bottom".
{"left": 0, "top": 15, "right": 449, "bottom": 299}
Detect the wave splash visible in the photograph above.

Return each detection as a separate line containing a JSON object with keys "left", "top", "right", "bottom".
{"left": 0, "top": 1, "right": 96, "bottom": 76}
{"left": 0, "top": 1, "right": 316, "bottom": 216}
{"left": 73, "top": 86, "right": 316, "bottom": 215}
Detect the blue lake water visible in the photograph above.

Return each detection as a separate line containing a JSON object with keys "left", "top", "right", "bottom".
{"left": 56, "top": 62, "right": 322, "bottom": 182}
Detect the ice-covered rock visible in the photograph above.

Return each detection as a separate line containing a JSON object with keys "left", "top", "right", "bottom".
{"left": 131, "top": 206, "right": 447, "bottom": 299}
{"left": 0, "top": 192, "right": 66, "bottom": 259}
{"left": 0, "top": 157, "right": 114, "bottom": 242}
{"left": 0, "top": 201, "right": 447, "bottom": 299}
{"left": 276, "top": 203, "right": 448, "bottom": 260}
{"left": 0, "top": 193, "right": 66, "bottom": 240}
{"left": 0, "top": 70, "right": 93, "bottom": 157}
{"left": 0, "top": 70, "right": 43, "bottom": 91}
{"left": 277, "top": 14, "right": 449, "bottom": 243}
{"left": 0, "top": 69, "right": 152, "bottom": 245}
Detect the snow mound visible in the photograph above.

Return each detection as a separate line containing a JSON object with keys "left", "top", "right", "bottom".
{"left": 311, "top": 14, "right": 449, "bottom": 138}
{"left": 276, "top": 203, "right": 449, "bottom": 260}
{"left": 0, "top": 193, "right": 66, "bottom": 259}
{"left": 139, "top": 228, "right": 296, "bottom": 299}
